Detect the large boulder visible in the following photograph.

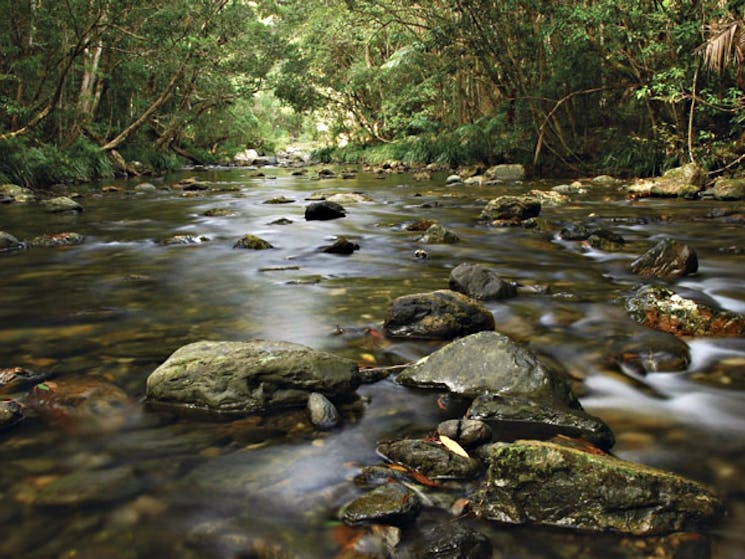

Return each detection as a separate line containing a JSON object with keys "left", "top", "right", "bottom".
{"left": 473, "top": 440, "right": 724, "bottom": 535}
{"left": 146, "top": 340, "right": 359, "bottom": 415}
{"left": 383, "top": 290, "right": 495, "bottom": 340}
{"left": 479, "top": 195, "right": 540, "bottom": 223}
{"left": 630, "top": 239, "right": 698, "bottom": 280}
{"left": 628, "top": 163, "right": 704, "bottom": 199}
{"left": 712, "top": 177, "right": 745, "bottom": 200}
{"left": 305, "top": 201, "right": 346, "bottom": 221}
{"left": 449, "top": 263, "right": 517, "bottom": 300}
{"left": 396, "top": 331, "right": 576, "bottom": 404}
{"left": 485, "top": 164, "right": 525, "bottom": 182}
{"left": 626, "top": 285, "right": 745, "bottom": 337}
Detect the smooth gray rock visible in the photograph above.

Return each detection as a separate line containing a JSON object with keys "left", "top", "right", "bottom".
{"left": 449, "top": 263, "right": 517, "bottom": 300}
{"left": 146, "top": 340, "right": 359, "bottom": 415}
{"left": 307, "top": 392, "right": 341, "bottom": 429}
{"left": 436, "top": 419, "right": 492, "bottom": 448}
{"left": 485, "top": 164, "right": 525, "bottom": 182}
{"left": 474, "top": 440, "right": 724, "bottom": 535}
{"left": 383, "top": 290, "right": 495, "bottom": 340}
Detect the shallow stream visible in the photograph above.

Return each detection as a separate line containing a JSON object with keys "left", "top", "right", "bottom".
{"left": 1, "top": 167, "right": 744, "bottom": 558}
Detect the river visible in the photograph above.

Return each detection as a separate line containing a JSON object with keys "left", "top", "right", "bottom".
{"left": 1, "top": 166, "right": 744, "bottom": 558}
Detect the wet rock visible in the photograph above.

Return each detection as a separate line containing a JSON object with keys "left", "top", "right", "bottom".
{"left": 305, "top": 201, "right": 346, "bottom": 221}
{"left": 712, "top": 177, "right": 745, "bottom": 200}
{"left": 233, "top": 234, "right": 273, "bottom": 250}
{"left": 405, "top": 219, "right": 437, "bottom": 232}
{"left": 203, "top": 207, "right": 236, "bottom": 217}
{"left": 234, "top": 148, "right": 259, "bottom": 166}
{"left": 41, "top": 196, "right": 83, "bottom": 213}
{"left": 404, "top": 522, "right": 492, "bottom": 559}
{"left": 318, "top": 168, "right": 336, "bottom": 178}
{"left": 586, "top": 233, "right": 625, "bottom": 251}
{"left": 270, "top": 218, "right": 293, "bottom": 225}
{"left": 528, "top": 189, "right": 568, "bottom": 206}
{"left": 0, "top": 367, "right": 50, "bottom": 393}
{"left": 383, "top": 290, "right": 495, "bottom": 340}
{"left": 446, "top": 174, "right": 464, "bottom": 185}
{"left": 34, "top": 465, "right": 139, "bottom": 507}
{"left": 29, "top": 232, "right": 85, "bottom": 248}
{"left": 0, "top": 399, "right": 24, "bottom": 430}
{"left": 479, "top": 195, "right": 540, "bottom": 223}
{"left": 559, "top": 223, "right": 624, "bottom": 245}
{"left": 328, "top": 192, "right": 373, "bottom": 204}
{"left": 418, "top": 224, "right": 460, "bottom": 244}
{"left": 467, "top": 394, "right": 615, "bottom": 450}
{"left": 337, "top": 525, "right": 401, "bottom": 559}
{"left": 591, "top": 175, "right": 619, "bottom": 186}
{"left": 263, "top": 196, "right": 294, "bottom": 204}
{"left": 449, "top": 263, "right": 517, "bottom": 301}
{"left": 436, "top": 419, "right": 492, "bottom": 448}
{"left": 0, "top": 183, "right": 36, "bottom": 203}
{"left": 485, "top": 164, "right": 525, "bottom": 182}
{"left": 340, "top": 482, "right": 421, "bottom": 526}
{"left": 146, "top": 339, "right": 359, "bottom": 415}
{"left": 473, "top": 440, "right": 724, "bottom": 535}
{"left": 27, "top": 376, "right": 138, "bottom": 432}
{"left": 628, "top": 163, "right": 704, "bottom": 199}
{"left": 158, "top": 234, "right": 209, "bottom": 245}
{"left": 552, "top": 183, "right": 588, "bottom": 195}
{"left": 134, "top": 182, "right": 157, "bottom": 193}
{"left": 396, "top": 331, "right": 577, "bottom": 406}
{"left": 307, "top": 392, "right": 341, "bottom": 429}
{"left": 0, "top": 231, "right": 24, "bottom": 252}
{"left": 609, "top": 328, "right": 691, "bottom": 373}
{"left": 626, "top": 285, "right": 745, "bottom": 337}
{"left": 321, "top": 236, "right": 359, "bottom": 255}
{"left": 377, "top": 439, "right": 482, "bottom": 480}
{"left": 630, "top": 239, "right": 698, "bottom": 280}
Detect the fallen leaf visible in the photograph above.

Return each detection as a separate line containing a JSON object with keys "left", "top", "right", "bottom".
{"left": 359, "top": 353, "right": 376, "bottom": 364}
{"left": 439, "top": 434, "right": 470, "bottom": 458}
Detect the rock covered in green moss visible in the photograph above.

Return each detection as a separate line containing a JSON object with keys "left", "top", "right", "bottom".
{"left": 41, "top": 196, "right": 83, "bottom": 213}
{"left": 384, "top": 290, "right": 495, "bottom": 340}
{"left": 233, "top": 234, "right": 273, "bottom": 249}
{"left": 627, "top": 163, "right": 704, "bottom": 199}
{"left": 474, "top": 440, "right": 724, "bottom": 535}
{"left": 146, "top": 340, "right": 359, "bottom": 415}
{"left": 712, "top": 177, "right": 745, "bottom": 200}
{"left": 626, "top": 285, "right": 745, "bottom": 337}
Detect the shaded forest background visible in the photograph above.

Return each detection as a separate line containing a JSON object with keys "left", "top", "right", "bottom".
{"left": 3, "top": 0, "right": 745, "bottom": 186}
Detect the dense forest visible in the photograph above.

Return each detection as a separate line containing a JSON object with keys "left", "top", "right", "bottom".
{"left": 2, "top": 0, "right": 745, "bottom": 186}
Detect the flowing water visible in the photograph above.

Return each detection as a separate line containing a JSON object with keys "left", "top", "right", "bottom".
{"left": 1, "top": 167, "right": 744, "bottom": 558}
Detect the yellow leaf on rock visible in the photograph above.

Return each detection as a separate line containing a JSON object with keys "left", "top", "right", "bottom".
{"left": 359, "top": 353, "right": 376, "bottom": 364}
{"left": 439, "top": 434, "right": 469, "bottom": 458}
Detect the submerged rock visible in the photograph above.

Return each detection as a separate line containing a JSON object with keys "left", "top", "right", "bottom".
{"left": 626, "top": 285, "right": 745, "bottom": 337}
{"left": 233, "top": 234, "right": 273, "bottom": 250}
{"left": 305, "top": 201, "right": 346, "bottom": 221}
{"left": 404, "top": 522, "right": 492, "bottom": 559}
{"left": 146, "top": 340, "right": 359, "bottom": 415}
{"left": 630, "top": 239, "right": 698, "bottom": 280}
{"left": 418, "top": 223, "right": 460, "bottom": 244}
{"left": 29, "top": 232, "right": 85, "bottom": 248}
{"left": 41, "top": 196, "right": 83, "bottom": 213}
{"left": 263, "top": 196, "right": 294, "bottom": 204}
{"left": 383, "top": 290, "right": 495, "bottom": 340}
{"left": 449, "top": 263, "right": 517, "bottom": 301}
{"left": 34, "top": 465, "right": 139, "bottom": 507}
{"left": 340, "top": 482, "right": 421, "bottom": 526}
{"left": 377, "top": 439, "right": 482, "bottom": 480}
{"left": 0, "top": 231, "right": 24, "bottom": 252}
{"left": 479, "top": 195, "right": 540, "bottom": 223}
{"left": 474, "top": 440, "right": 724, "bottom": 535}
{"left": 0, "top": 399, "right": 24, "bottom": 430}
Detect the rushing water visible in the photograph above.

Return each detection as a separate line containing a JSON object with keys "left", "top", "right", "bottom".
{"left": 1, "top": 167, "right": 744, "bottom": 558}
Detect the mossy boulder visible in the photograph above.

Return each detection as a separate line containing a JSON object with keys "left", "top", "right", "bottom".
{"left": 233, "top": 234, "right": 273, "bottom": 250}
{"left": 628, "top": 163, "right": 704, "bottom": 199}
{"left": 712, "top": 177, "right": 745, "bottom": 200}
{"left": 383, "top": 290, "right": 495, "bottom": 340}
{"left": 474, "top": 440, "right": 724, "bottom": 535}
{"left": 626, "top": 285, "right": 745, "bottom": 337}
{"left": 146, "top": 340, "right": 359, "bottom": 415}
{"left": 41, "top": 196, "right": 83, "bottom": 213}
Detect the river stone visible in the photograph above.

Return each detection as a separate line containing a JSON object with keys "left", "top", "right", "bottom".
{"left": 234, "top": 148, "right": 258, "bottom": 166}
{"left": 610, "top": 328, "right": 691, "bottom": 373}
{"left": 628, "top": 163, "right": 704, "bottom": 199}
{"left": 263, "top": 196, "right": 294, "bottom": 204}
{"left": 159, "top": 234, "right": 209, "bottom": 245}
{"left": 340, "top": 482, "right": 422, "bottom": 526}
{"left": 473, "top": 440, "right": 724, "bottom": 535}
{"left": 406, "top": 522, "right": 492, "bottom": 559}
{"left": 396, "top": 331, "right": 577, "bottom": 406}
{"left": 630, "top": 239, "right": 698, "bottom": 280}
{"left": 418, "top": 223, "right": 460, "bottom": 244}
{"left": 467, "top": 394, "right": 615, "bottom": 450}
{"left": 449, "top": 263, "right": 517, "bottom": 300}
{"left": 377, "top": 439, "right": 482, "bottom": 480}
{"left": 305, "top": 201, "right": 346, "bottom": 221}
{"left": 712, "top": 177, "right": 745, "bottom": 200}
{"left": 307, "top": 392, "right": 340, "bottom": 429}
{"left": 0, "top": 231, "right": 23, "bottom": 252}
{"left": 0, "top": 399, "right": 24, "bottom": 430}
{"left": 436, "top": 419, "right": 492, "bottom": 448}
{"left": 626, "top": 285, "right": 745, "bottom": 337}
{"left": 326, "top": 192, "right": 372, "bottom": 204}
{"left": 41, "top": 196, "right": 83, "bottom": 213}
{"left": 485, "top": 164, "right": 525, "bottom": 182}
{"left": 30, "top": 232, "right": 85, "bottom": 248}
{"left": 383, "top": 290, "right": 495, "bottom": 340}
{"left": 146, "top": 340, "right": 359, "bottom": 415}
{"left": 233, "top": 234, "right": 273, "bottom": 250}
{"left": 34, "top": 465, "right": 139, "bottom": 507}
{"left": 528, "top": 189, "right": 568, "bottom": 206}
{"left": 134, "top": 182, "right": 157, "bottom": 193}
{"left": 446, "top": 174, "right": 463, "bottom": 185}
{"left": 321, "top": 236, "right": 359, "bottom": 255}
{"left": 479, "top": 195, "right": 540, "bottom": 222}
{"left": 0, "top": 183, "right": 36, "bottom": 203}
{"left": 0, "top": 367, "right": 50, "bottom": 393}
